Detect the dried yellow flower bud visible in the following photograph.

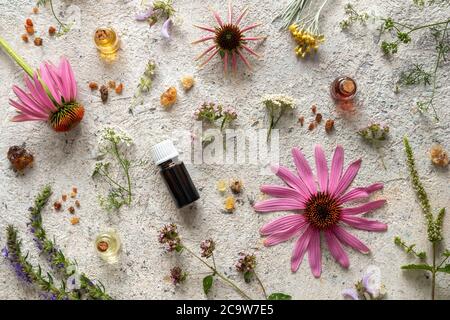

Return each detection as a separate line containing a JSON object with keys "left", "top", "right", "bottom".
{"left": 217, "top": 180, "right": 227, "bottom": 193}
{"left": 224, "top": 196, "right": 236, "bottom": 213}
{"left": 161, "top": 87, "right": 177, "bottom": 108}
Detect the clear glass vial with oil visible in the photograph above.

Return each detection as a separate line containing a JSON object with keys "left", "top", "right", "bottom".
{"left": 95, "top": 230, "right": 121, "bottom": 264}
{"left": 94, "top": 27, "right": 120, "bottom": 55}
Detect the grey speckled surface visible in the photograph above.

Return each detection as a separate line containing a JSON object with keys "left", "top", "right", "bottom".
{"left": 0, "top": 0, "right": 449, "bottom": 300}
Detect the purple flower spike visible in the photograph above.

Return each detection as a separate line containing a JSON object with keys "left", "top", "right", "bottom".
{"left": 136, "top": 7, "right": 154, "bottom": 21}
{"left": 161, "top": 19, "right": 173, "bottom": 39}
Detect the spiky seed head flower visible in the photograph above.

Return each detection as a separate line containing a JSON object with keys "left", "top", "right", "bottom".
{"left": 158, "top": 224, "right": 182, "bottom": 252}
{"left": 193, "top": 2, "right": 265, "bottom": 73}
{"left": 170, "top": 266, "right": 187, "bottom": 285}
{"left": 200, "top": 239, "right": 216, "bottom": 258}
{"left": 9, "top": 57, "right": 84, "bottom": 132}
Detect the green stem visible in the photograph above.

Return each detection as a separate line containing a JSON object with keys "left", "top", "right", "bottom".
{"left": 49, "top": 0, "right": 68, "bottom": 31}
{"left": 183, "top": 246, "right": 252, "bottom": 300}
{"left": 432, "top": 242, "right": 436, "bottom": 300}
{"left": 406, "top": 20, "right": 450, "bottom": 34}
{"left": 0, "top": 36, "right": 34, "bottom": 77}
{"left": 438, "top": 255, "right": 449, "bottom": 268}
{"left": 98, "top": 168, "right": 129, "bottom": 193}
{"left": 254, "top": 272, "right": 268, "bottom": 299}
{"left": 112, "top": 142, "right": 132, "bottom": 204}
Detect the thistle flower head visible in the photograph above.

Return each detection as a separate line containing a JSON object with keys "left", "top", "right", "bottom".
{"left": 9, "top": 57, "right": 84, "bottom": 132}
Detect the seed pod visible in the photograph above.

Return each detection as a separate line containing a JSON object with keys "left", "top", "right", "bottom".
{"left": 325, "top": 119, "right": 335, "bottom": 134}
{"left": 100, "top": 85, "right": 108, "bottom": 103}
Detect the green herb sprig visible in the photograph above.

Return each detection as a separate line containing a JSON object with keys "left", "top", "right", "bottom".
{"left": 158, "top": 224, "right": 291, "bottom": 300}
{"left": 3, "top": 187, "right": 111, "bottom": 300}
{"left": 396, "top": 137, "right": 449, "bottom": 300}
{"left": 130, "top": 60, "right": 156, "bottom": 113}
{"left": 5, "top": 225, "right": 72, "bottom": 300}
{"left": 340, "top": 4, "right": 369, "bottom": 29}
{"left": 36, "top": 0, "right": 71, "bottom": 36}
{"left": 29, "top": 186, "right": 112, "bottom": 299}
{"left": 341, "top": 2, "right": 449, "bottom": 121}
{"left": 93, "top": 128, "right": 134, "bottom": 212}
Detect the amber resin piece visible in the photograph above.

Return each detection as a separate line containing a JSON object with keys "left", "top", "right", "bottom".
{"left": 160, "top": 87, "right": 177, "bottom": 108}
{"left": 430, "top": 144, "right": 449, "bottom": 167}
{"left": 181, "top": 75, "right": 195, "bottom": 91}
{"left": 7, "top": 146, "right": 34, "bottom": 172}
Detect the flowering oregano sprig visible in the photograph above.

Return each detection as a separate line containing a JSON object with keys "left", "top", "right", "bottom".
{"left": 158, "top": 224, "right": 291, "bottom": 300}
{"left": 4, "top": 225, "right": 72, "bottom": 300}
{"left": 194, "top": 103, "right": 238, "bottom": 132}
{"left": 397, "top": 137, "right": 449, "bottom": 300}
{"left": 170, "top": 266, "right": 187, "bottom": 285}
{"left": 28, "top": 186, "right": 112, "bottom": 300}
{"left": 93, "top": 128, "right": 134, "bottom": 212}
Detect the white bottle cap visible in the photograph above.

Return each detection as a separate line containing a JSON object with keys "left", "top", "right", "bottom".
{"left": 150, "top": 139, "right": 179, "bottom": 165}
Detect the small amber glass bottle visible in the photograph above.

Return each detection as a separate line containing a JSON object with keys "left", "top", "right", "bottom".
{"left": 151, "top": 140, "right": 200, "bottom": 208}
{"left": 330, "top": 76, "right": 357, "bottom": 110}
{"left": 94, "top": 27, "right": 120, "bottom": 55}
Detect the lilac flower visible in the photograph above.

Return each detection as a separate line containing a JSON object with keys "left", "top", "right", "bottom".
{"left": 161, "top": 19, "right": 173, "bottom": 39}
{"left": 342, "top": 266, "right": 386, "bottom": 300}
{"left": 342, "top": 288, "right": 359, "bottom": 300}
{"left": 136, "top": 7, "right": 154, "bottom": 21}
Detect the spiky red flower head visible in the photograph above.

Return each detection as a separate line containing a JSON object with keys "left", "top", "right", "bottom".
{"left": 193, "top": 2, "right": 265, "bottom": 73}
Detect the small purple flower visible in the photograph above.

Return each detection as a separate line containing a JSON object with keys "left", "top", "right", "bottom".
{"left": 13, "top": 262, "right": 32, "bottom": 283}
{"left": 161, "top": 19, "right": 173, "bottom": 39}
{"left": 342, "top": 288, "right": 359, "bottom": 300}
{"left": 135, "top": 7, "right": 154, "bottom": 21}
{"left": 1, "top": 247, "right": 9, "bottom": 258}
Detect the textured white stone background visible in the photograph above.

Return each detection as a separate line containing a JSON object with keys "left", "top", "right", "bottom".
{"left": 0, "top": 0, "right": 449, "bottom": 300}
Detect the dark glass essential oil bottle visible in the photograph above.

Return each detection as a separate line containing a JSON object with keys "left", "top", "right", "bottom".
{"left": 151, "top": 140, "right": 200, "bottom": 208}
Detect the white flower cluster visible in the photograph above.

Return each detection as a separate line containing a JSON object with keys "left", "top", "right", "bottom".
{"left": 262, "top": 95, "right": 296, "bottom": 110}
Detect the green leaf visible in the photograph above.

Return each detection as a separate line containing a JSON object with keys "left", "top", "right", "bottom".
{"left": 203, "top": 275, "right": 214, "bottom": 295}
{"left": 244, "top": 271, "right": 254, "bottom": 283}
{"left": 267, "top": 293, "right": 292, "bottom": 300}
{"left": 443, "top": 250, "right": 450, "bottom": 257}
{"left": 401, "top": 264, "right": 433, "bottom": 271}
{"left": 437, "top": 265, "right": 450, "bottom": 274}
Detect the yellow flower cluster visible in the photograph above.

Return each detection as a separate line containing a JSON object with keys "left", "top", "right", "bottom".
{"left": 289, "top": 24, "right": 325, "bottom": 58}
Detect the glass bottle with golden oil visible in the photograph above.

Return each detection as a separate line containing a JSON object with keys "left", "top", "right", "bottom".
{"left": 95, "top": 230, "right": 121, "bottom": 264}
{"left": 94, "top": 27, "right": 120, "bottom": 55}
